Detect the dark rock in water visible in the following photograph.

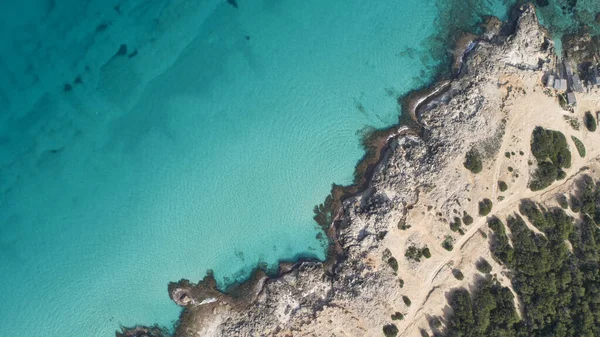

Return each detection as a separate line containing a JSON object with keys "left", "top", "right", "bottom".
{"left": 116, "top": 44, "right": 128, "bottom": 57}
{"left": 95, "top": 23, "right": 108, "bottom": 33}
{"left": 63, "top": 83, "right": 72, "bottom": 92}
{"left": 227, "top": 0, "right": 238, "bottom": 9}
{"left": 114, "top": 5, "right": 121, "bottom": 14}
{"left": 128, "top": 49, "right": 138, "bottom": 59}
{"left": 245, "top": 35, "right": 250, "bottom": 40}
{"left": 596, "top": 12, "right": 600, "bottom": 23}
{"left": 536, "top": 0, "right": 549, "bottom": 7}
{"left": 74, "top": 76, "right": 83, "bottom": 85}
{"left": 116, "top": 325, "right": 167, "bottom": 337}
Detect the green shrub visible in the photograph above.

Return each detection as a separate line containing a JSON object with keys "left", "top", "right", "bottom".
{"left": 397, "top": 219, "right": 411, "bottom": 230}
{"left": 479, "top": 199, "right": 493, "bottom": 216}
{"left": 557, "top": 194, "right": 569, "bottom": 209}
{"left": 399, "top": 279, "right": 404, "bottom": 288}
{"left": 403, "top": 295, "right": 412, "bottom": 307}
{"left": 476, "top": 258, "right": 493, "bottom": 274}
{"left": 387, "top": 257, "right": 399, "bottom": 273}
{"left": 450, "top": 217, "right": 462, "bottom": 232}
{"left": 584, "top": 111, "right": 597, "bottom": 131}
{"left": 529, "top": 127, "right": 571, "bottom": 191}
{"left": 405, "top": 246, "right": 422, "bottom": 262}
{"left": 452, "top": 269, "right": 465, "bottom": 280}
{"left": 571, "top": 136, "right": 586, "bottom": 158}
{"left": 570, "top": 195, "right": 582, "bottom": 213}
{"left": 442, "top": 236, "right": 454, "bottom": 251}
{"left": 463, "top": 213, "right": 474, "bottom": 226}
{"left": 498, "top": 181, "right": 508, "bottom": 192}
{"left": 464, "top": 149, "right": 483, "bottom": 174}
{"left": 505, "top": 151, "right": 511, "bottom": 158}
{"left": 405, "top": 246, "right": 431, "bottom": 262}
{"left": 531, "top": 127, "right": 571, "bottom": 168}
{"left": 391, "top": 312, "right": 404, "bottom": 321}
{"left": 422, "top": 247, "right": 431, "bottom": 259}
{"left": 383, "top": 324, "right": 399, "bottom": 337}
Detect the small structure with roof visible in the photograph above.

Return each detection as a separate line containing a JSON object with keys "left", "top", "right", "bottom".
{"left": 565, "top": 62, "right": 574, "bottom": 77}
{"left": 567, "top": 92, "right": 577, "bottom": 106}
{"left": 554, "top": 78, "right": 567, "bottom": 91}
{"left": 571, "top": 74, "right": 584, "bottom": 92}
{"left": 593, "top": 70, "right": 600, "bottom": 86}
{"left": 546, "top": 74, "right": 555, "bottom": 88}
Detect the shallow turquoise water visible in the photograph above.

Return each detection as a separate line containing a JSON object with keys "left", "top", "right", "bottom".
{"left": 0, "top": 1, "right": 514, "bottom": 336}
{"left": 534, "top": 0, "right": 600, "bottom": 55}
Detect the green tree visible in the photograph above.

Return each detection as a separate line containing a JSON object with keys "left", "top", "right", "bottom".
{"left": 464, "top": 149, "right": 483, "bottom": 174}
{"left": 584, "top": 111, "right": 597, "bottom": 132}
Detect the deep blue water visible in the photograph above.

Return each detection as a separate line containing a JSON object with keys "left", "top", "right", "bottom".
{"left": 0, "top": 0, "right": 559, "bottom": 336}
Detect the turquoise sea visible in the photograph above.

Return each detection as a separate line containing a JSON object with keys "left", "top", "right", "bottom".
{"left": 3, "top": 0, "right": 583, "bottom": 336}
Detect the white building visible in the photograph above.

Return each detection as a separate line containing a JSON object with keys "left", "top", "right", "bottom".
{"left": 546, "top": 74, "right": 555, "bottom": 88}
{"left": 571, "top": 74, "right": 584, "bottom": 93}
{"left": 554, "top": 78, "right": 567, "bottom": 91}
{"left": 567, "top": 92, "right": 577, "bottom": 106}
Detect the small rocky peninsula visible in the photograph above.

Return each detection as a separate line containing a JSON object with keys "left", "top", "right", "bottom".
{"left": 121, "top": 4, "right": 600, "bottom": 337}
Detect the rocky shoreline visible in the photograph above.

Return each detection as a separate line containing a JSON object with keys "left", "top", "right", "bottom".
{"left": 120, "top": 4, "right": 600, "bottom": 337}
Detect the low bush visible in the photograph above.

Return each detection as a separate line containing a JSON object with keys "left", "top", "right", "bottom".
{"left": 462, "top": 213, "right": 474, "bottom": 226}
{"left": 383, "top": 324, "right": 399, "bottom": 337}
{"left": 442, "top": 236, "right": 454, "bottom": 251}
{"left": 498, "top": 181, "right": 508, "bottom": 192}
{"left": 557, "top": 194, "right": 569, "bottom": 209}
{"left": 450, "top": 217, "right": 462, "bottom": 232}
{"left": 476, "top": 258, "right": 493, "bottom": 274}
{"left": 529, "top": 127, "right": 571, "bottom": 191}
{"left": 479, "top": 199, "right": 493, "bottom": 216}
{"left": 571, "top": 136, "right": 586, "bottom": 158}
{"left": 584, "top": 111, "right": 597, "bottom": 131}
{"left": 464, "top": 149, "right": 483, "bottom": 174}
{"left": 391, "top": 312, "right": 404, "bottom": 321}
{"left": 422, "top": 247, "right": 431, "bottom": 259}
{"left": 405, "top": 245, "right": 431, "bottom": 262}
{"left": 387, "top": 257, "right": 399, "bottom": 273}
{"left": 452, "top": 269, "right": 464, "bottom": 280}
{"left": 403, "top": 296, "right": 412, "bottom": 307}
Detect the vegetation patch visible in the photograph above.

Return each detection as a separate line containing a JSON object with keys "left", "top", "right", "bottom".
{"left": 462, "top": 212, "right": 473, "bottom": 226}
{"left": 529, "top": 126, "right": 571, "bottom": 191}
{"left": 571, "top": 135, "right": 586, "bottom": 158}
{"left": 478, "top": 198, "right": 493, "bottom": 216}
{"left": 463, "top": 148, "right": 483, "bottom": 174}
{"left": 584, "top": 111, "right": 597, "bottom": 131}
{"left": 487, "top": 216, "right": 513, "bottom": 265}
{"left": 446, "top": 183, "right": 600, "bottom": 336}
{"left": 383, "top": 324, "right": 399, "bottom": 337}
{"left": 452, "top": 269, "right": 464, "bottom": 280}
{"left": 405, "top": 245, "right": 431, "bottom": 262}
{"left": 387, "top": 257, "right": 399, "bottom": 273}
{"left": 442, "top": 236, "right": 454, "bottom": 251}
{"left": 556, "top": 194, "right": 569, "bottom": 209}
{"left": 391, "top": 312, "right": 404, "bottom": 321}
{"left": 397, "top": 218, "right": 411, "bottom": 230}
{"left": 449, "top": 217, "right": 462, "bottom": 232}
{"left": 402, "top": 295, "right": 412, "bottom": 307}
{"left": 563, "top": 115, "right": 580, "bottom": 130}
{"left": 498, "top": 181, "right": 508, "bottom": 192}
{"left": 475, "top": 258, "right": 492, "bottom": 274}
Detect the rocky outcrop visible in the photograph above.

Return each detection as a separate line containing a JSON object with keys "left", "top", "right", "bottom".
{"left": 134, "top": 4, "right": 555, "bottom": 337}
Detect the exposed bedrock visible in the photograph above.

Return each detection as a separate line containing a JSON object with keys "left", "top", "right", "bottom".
{"left": 148, "top": 4, "right": 555, "bottom": 337}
